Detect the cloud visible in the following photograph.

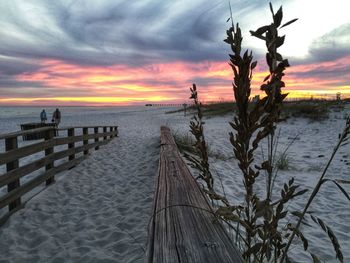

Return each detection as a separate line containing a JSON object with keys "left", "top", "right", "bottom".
{"left": 0, "top": 0, "right": 235, "bottom": 67}
{"left": 0, "top": 0, "right": 350, "bottom": 104}
{"left": 308, "top": 23, "right": 350, "bottom": 62}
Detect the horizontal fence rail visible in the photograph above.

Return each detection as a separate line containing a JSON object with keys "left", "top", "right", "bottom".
{"left": 0, "top": 125, "right": 118, "bottom": 225}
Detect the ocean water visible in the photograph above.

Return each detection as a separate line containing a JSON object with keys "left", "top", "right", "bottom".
{"left": 0, "top": 106, "right": 160, "bottom": 135}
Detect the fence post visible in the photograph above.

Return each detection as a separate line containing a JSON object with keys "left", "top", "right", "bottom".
{"left": 110, "top": 127, "right": 114, "bottom": 139}
{"left": 68, "top": 128, "right": 75, "bottom": 161}
{"left": 94, "top": 127, "right": 99, "bottom": 150}
{"left": 5, "top": 136, "right": 21, "bottom": 211}
{"left": 45, "top": 128, "right": 55, "bottom": 186}
{"left": 83, "top": 127, "right": 89, "bottom": 155}
{"left": 114, "top": 126, "right": 118, "bottom": 137}
{"left": 103, "top": 127, "right": 107, "bottom": 141}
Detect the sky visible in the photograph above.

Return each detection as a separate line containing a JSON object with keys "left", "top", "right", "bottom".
{"left": 0, "top": 0, "right": 349, "bottom": 106}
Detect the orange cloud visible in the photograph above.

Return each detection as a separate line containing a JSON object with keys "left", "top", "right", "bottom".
{"left": 3, "top": 56, "right": 349, "bottom": 106}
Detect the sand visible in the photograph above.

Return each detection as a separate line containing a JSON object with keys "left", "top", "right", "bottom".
{"left": 0, "top": 107, "right": 171, "bottom": 262}
{"left": 0, "top": 105, "right": 349, "bottom": 262}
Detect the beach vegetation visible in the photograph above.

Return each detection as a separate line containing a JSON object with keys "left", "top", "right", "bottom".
{"left": 185, "top": 3, "right": 350, "bottom": 262}
{"left": 173, "top": 132, "right": 197, "bottom": 155}
{"left": 276, "top": 153, "right": 290, "bottom": 170}
{"left": 282, "top": 100, "right": 331, "bottom": 120}
{"left": 166, "top": 102, "right": 237, "bottom": 117}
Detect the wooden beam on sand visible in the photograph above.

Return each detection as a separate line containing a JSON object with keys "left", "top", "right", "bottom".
{"left": 146, "top": 126, "right": 243, "bottom": 263}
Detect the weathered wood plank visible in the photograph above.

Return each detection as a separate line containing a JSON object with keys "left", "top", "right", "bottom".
{"left": 0, "top": 126, "right": 117, "bottom": 141}
{"left": 0, "top": 131, "right": 115, "bottom": 165}
{"left": 147, "top": 126, "right": 243, "bottom": 263}
{"left": 45, "top": 129, "right": 55, "bottom": 185}
{"left": 5, "top": 137, "right": 21, "bottom": 211}
{"left": 53, "top": 131, "right": 113, "bottom": 146}
{"left": 0, "top": 139, "right": 111, "bottom": 188}
{"left": 94, "top": 127, "right": 99, "bottom": 150}
{"left": 0, "top": 127, "right": 54, "bottom": 140}
{"left": 0, "top": 139, "right": 55, "bottom": 166}
{"left": 83, "top": 127, "right": 89, "bottom": 155}
{"left": 58, "top": 125, "right": 117, "bottom": 130}
{"left": 68, "top": 128, "right": 75, "bottom": 161}
{"left": 103, "top": 127, "right": 107, "bottom": 140}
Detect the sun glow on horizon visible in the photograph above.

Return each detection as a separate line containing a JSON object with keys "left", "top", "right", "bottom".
{"left": 1, "top": 56, "right": 349, "bottom": 106}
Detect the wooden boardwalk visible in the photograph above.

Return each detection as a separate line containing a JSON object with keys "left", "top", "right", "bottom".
{"left": 146, "top": 126, "right": 243, "bottom": 263}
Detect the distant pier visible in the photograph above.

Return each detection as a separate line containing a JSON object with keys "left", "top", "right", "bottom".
{"left": 145, "top": 103, "right": 191, "bottom": 107}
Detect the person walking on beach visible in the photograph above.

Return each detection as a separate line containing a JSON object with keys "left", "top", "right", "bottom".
{"left": 40, "top": 109, "right": 47, "bottom": 123}
{"left": 52, "top": 108, "right": 61, "bottom": 126}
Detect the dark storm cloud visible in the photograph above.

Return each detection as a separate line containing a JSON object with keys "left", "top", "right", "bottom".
{"left": 0, "top": 0, "right": 235, "bottom": 67}
{"left": 0, "top": 0, "right": 272, "bottom": 67}
{"left": 1, "top": 0, "right": 349, "bottom": 67}
{"left": 0, "top": 57, "right": 41, "bottom": 76}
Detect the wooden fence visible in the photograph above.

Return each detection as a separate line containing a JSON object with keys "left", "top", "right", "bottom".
{"left": 0, "top": 125, "right": 118, "bottom": 224}
{"left": 146, "top": 126, "right": 243, "bottom": 263}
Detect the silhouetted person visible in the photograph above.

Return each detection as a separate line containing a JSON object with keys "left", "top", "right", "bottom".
{"left": 52, "top": 108, "right": 61, "bottom": 126}
{"left": 40, "top": 109, "right": 47, "bottom": 123}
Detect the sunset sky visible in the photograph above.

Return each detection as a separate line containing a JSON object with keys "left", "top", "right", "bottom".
{"left": 0, "top": 0, "right": 349, "bottom": 106}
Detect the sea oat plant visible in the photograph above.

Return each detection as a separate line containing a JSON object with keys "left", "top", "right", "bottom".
{"left": 186, "top": 84, "right": 214, "bottom": 192}
{"left": 222, "top": 4, "right": 308, "bottom": 261}
{"left": 186, "top": 3, "right": 350, "bottom": 262}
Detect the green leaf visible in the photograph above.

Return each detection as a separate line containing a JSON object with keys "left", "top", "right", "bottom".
{"left": 215, "top": 206, "right": 235, "bottom": 216}
{"left": 273, "top": 6, "right": 283, "bottom": 27}
{"left": 250, "top": 30, "right": 266, "bottom": 41}
{"left": 263, "top": 74, "right": 270, "bottom": 82}
{"left": 288, "top": 177, "right": 294, "bottom": 186}
{"left": 279, "top": 210, "right": 288, "bottom": 219}
{"left": 276, "top": 52, "right": 283, "bottom": 61}
{"left": 255, "top": 25, "right": 270, "bottom": 35}
{"left": 269, "top": 2, "right": 274, "bottom": 16}
{"left": 281, "top": 18, "right": 298, "bottom": 28}
{"left": 288, "top": 224, "right": 309, "bottom": 251}
{"left": 275, "top": 35, "right": 285, "bottom": 48}
{"left": 251, "top": 61, "right": 257, "bottom": 70}
{"left": 292, "top": 189, "right": 309, "bottom": 198}
{"left": 244, "top": 243, "right": 263, "bottom": 256}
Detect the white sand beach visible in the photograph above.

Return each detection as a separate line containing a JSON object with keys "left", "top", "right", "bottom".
{"left": 0, "top": 105, "right": 349, "bottom": 262}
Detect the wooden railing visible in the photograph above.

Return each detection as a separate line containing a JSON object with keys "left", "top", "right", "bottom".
{"left": 147, "top": 126, "right": 243, "bottom": 263}
{"left": 0, "top": 125, "right": 118, "bottom": 224}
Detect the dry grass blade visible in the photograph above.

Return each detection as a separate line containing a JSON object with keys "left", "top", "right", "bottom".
{"left": 310, "top": 215, "right": 344, "bottom": 263}
{"left": 287, "top": 224, "right": 308, "bottom": 250}
{"left": 282, "top": 114, "right": 350, "bottom": 262}
{"left": 332, "top": 180, "right": 350, "bottom": 201}
{"left": 335, "top": 179, "right": 350, "bottom": 184}
{"left": 319, "top": 178, "right": 350, "bottom": 201}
